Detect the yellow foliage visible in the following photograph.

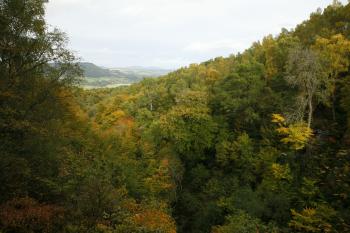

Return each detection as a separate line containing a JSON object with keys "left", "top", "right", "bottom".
{"left": 290, "top": 208, "right": 319, "bottom": 232}
{"left": 205, "top": 68, "right": 221, "bottom": 84}
{"left": 289, "top": 205, "right": 336, "bottom": 233}
{"left": 111, "top": 109, "right": 125, "bottom": 119}
{"left": 313, "top": 34, "right": 350, "bottom": 77}
{"left": 272, "top": 114, "right": 313, "bottom": 150}
{"left": 271, "top": 163, "right": 292, "bottom": 181}
{"left": 271, "top": 113, "right": 285, "bottom": 123}
{"left": 279, "top": 123, "right": 313, "bottom": 150}
{"left": 262, "top": 35, "right": 279, "bottom": 78}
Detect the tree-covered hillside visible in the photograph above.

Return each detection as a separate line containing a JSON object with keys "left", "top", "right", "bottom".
{"left": 79, "top": 62, "right": 118, "bottom": 77}
{"left": 1, "top": 0, "right": 350, "bottom": 233}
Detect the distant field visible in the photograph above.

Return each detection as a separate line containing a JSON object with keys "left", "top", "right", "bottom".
{"left": 81, "top": 76, "right": 131, "bottom": 89}
{"left": 82, "top": 78, "right": 131, "bottom": 89}
{"left": 79, "top": 63, "right": 172, "bottom": 88}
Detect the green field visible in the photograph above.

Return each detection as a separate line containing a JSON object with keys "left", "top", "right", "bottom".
{"left": 81, "top": 76, "right": 131, "bottom": 89}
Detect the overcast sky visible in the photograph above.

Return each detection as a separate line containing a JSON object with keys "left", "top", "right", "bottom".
{"left": 45, "top": 0, "right": 347, "bottom": 69}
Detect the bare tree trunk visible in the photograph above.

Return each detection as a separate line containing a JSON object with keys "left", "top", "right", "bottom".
{"left": 308, "top": 98, "right": 313, "bottom": 128}
{"left": 150, "top": 99, "right": 153, "bottom": 111}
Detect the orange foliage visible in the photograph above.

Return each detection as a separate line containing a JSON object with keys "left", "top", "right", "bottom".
{"left": 0, "top": 197, "right": 64, "bottom": 232}
{"left": 57, "top": 88, "right": 89, "bottom": 122}
{"left": 116, "top": 116, "right": 134, "bottom": 130}
{"left": 132, "top": 208, "right": 176, "bottom": 233}
{"left": 161, "top": 158, "right": 169, "bottom": 167}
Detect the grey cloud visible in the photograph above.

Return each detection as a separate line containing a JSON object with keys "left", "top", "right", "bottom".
{"left": 45, "top": 0, "right": 346, "bottom": 69}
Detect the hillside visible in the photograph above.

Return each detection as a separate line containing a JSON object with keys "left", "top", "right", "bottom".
{"left": 1, "top": 1, "right": 350, "bottom": 233}
{"left": 79, "top": 62, "right": 116, "bottom": 77}
{"left": 75, "top": 2, "right": 350, "bottom": 232}
{"left": 79, "top": 62, "right": 172, "bottom": 88}
{"left": 112, "top": 66, "right": 173, "bottom": 78}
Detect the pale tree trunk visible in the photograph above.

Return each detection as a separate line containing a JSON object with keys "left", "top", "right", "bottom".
{"left": 308, "top": 98, "right": 313, "bottom": 128}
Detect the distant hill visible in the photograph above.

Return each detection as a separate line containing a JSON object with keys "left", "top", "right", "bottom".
{"left": 111, "top": 66, "right": 172, "bottom": 79}
{"left": 78, "top": 62, "right": 172, "bottom": 89}
{"left": 79, "top": 62, "right": 119, "bottom": 77}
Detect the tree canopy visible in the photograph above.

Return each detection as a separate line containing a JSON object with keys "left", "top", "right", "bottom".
{"left": 1, "top": 1, "right": 350, "bottom": 232}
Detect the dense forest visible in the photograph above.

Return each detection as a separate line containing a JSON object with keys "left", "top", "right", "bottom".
{"left": 1, "top": 0, "right": 350, "bottom": 232}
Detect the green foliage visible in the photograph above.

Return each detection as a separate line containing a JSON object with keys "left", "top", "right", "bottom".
{"left": 158, "top": 90, "right": 217, "bottom": 159}
{"left": 212, "top": 211, "right": 279, "bottom": 233}
{"left": 2, "top": 1, "right": 350, "bottom": 233}
{"left": 211, "top": 60, "right": 266, "bottom": 131}
{"left": 289, "top": 204, "right": 338, "bottom": 233}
